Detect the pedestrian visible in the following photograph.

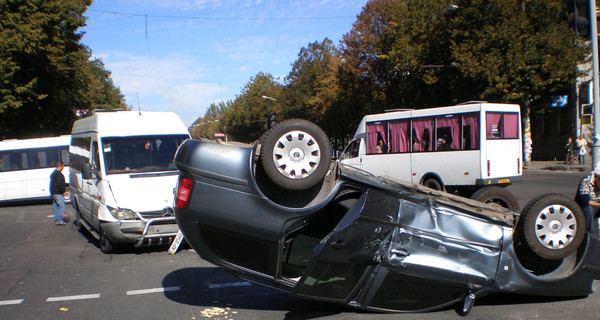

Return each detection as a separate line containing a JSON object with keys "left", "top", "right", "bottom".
{"left": 576, "top": 134, "right": 588, "bottom": 165}
{"left": 575, "top": 166, "right": 600, "bottom": 234}
{"left": 565, "top": 137, "right": 574, "bottom": 164}
{"left": 50, "top": 161, "right": 67, "bottom": 225}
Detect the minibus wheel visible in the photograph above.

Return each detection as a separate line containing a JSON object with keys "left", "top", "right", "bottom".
{"left": 516, "top": 193, "right": 585, "bottom": 260}
{"left": 259, "top": 119, "right": 332, "bottom": 191}
{"left": 99, "top": 227, "right": 114, "bottom": 254}
{"left": 471, "top": 186, "right": 519, "bottom": 210}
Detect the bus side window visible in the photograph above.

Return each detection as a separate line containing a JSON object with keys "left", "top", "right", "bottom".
{"left": 412, "top": 118, "right": 434, "bottom": 152}
{"left": 389, "top": 120, "right": 409, "bottom": 153}
{"left": 366, "top": 122, "right": 387, "bottom": 154}
{"left": 342, "top": 139, "right": 361, "bottom": 159}
{"left": 436, "top": 115, "right": 460, "bottom": 151}
{"left": 462, "top": 113, "right": 479, "bottom": 150}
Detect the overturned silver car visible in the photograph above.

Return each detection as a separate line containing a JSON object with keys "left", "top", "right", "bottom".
{"left": 173, "top": 119, "right": 600, "bottom": 314}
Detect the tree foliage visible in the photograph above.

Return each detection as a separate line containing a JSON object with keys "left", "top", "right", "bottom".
{"left": 221, "top": 72, "right": 283, "bottom": 142}
{"left": 449, "top": 0, "right": 585, "bottom": 109}
{"left": 189, "top": 100, "right": 233, "bottom": 140}
{"left": 195, "top": 0, "right": 585, "bottom": 150}
{"left": 0, "top": 0, "right": 126, "bottom": 139}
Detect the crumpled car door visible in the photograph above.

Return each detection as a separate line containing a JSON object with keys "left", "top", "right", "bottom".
{"left": 291, "top": 188, "right": 505, "bottom": 312}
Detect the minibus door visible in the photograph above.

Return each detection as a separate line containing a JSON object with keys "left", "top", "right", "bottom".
{"left": 339, "top": 139, "right": 363, "bottom": 170}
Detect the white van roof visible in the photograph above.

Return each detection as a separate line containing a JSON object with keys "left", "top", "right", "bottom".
{"left": 71, "top": 111, "right": 189, "bottom": 137}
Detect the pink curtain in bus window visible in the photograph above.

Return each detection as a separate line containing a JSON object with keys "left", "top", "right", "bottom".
{"left": 436, "top": 116, "right": 460, "bottom": 150}
{"left": 389, "top": 120, "right": 409, "bottom": 152}
{"left": 503, "top": 113, "right": 519, "bottom": 138}
{"left": 462, "top": 113, "right": 479, "bottom": 149}
{"left": 366, "top": 122, "right": 386, "bottom": 154}
{"left": 486, "top": 113, "right": 503, "bottom": 138}
{"left": 412, "top": 118, "right": 433, "bottom": 151}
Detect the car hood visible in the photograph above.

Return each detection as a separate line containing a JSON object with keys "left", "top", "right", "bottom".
{"left": 106, "top": 172, "right": 179, "bottom": 212}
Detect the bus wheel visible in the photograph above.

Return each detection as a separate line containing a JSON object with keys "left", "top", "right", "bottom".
{"left": 99, "top": 227, "right": 114, "bottom": 254}
{"left": 73, "top": 204, "right": 83, "bottom": 232}
{"left": 259, "top": 119, "right": 332, "bottom": 191}
{"left": 422, "top": 178, "right": 443, "bottom": 191}
{"left": 470, "top": 186, "right": 519, "bottom": 210}
{"left": 516, "top": 193, "right": 585, "bottom": 261}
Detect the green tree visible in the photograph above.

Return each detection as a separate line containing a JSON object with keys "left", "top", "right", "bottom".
{"left": 450, "top": 0, "right": 585, "bottom": 108}
{"left": 221, "top": 72, "right": 283, "bottom": 142}
{"left": 284, "top": 38, "right": 341, "bottom": 121}
{"left": 341, "top": 0, "right": 470, "bottom": 110}
{"left": 189, "top": 100, "right": 232, "bottom": 139}
{"left": 0, "top": 0, "right": 125, "bottom": 139}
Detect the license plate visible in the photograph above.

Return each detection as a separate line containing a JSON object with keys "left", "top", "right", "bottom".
{"left": 498, "top": 178, "right": 510, "bottom": 184}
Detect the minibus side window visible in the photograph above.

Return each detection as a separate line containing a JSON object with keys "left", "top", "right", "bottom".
{"left": 412, "top": 118, "right": 434, "bottom": 152}
{"left": 389, "top": 120, "right": 410, "bottom": 153}
{"left": 366, "top": 122, "right": 388, "bottom": 154}
{"left": 462, "top": 113, "right": 479, "bottom": 150}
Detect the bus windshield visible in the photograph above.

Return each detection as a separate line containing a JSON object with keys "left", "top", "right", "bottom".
{"left": 101, "top": 135, "right": 188, "bottom": 174}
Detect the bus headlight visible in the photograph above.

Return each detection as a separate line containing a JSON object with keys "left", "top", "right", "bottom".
{"left": 108, "top": 206, "right": 139, "bottom": 220}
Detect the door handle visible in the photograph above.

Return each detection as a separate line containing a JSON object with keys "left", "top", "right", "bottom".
{"left": 332, "top": 239, "right": 345, "bottom": 249}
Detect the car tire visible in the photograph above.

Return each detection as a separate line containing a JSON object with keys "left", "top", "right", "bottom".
{"left": 259, "top": 119, "right": 332, "bottom": 191}
{"left": 422, "top": 178, "right": 443, "bottom": 191}
{"left": 99, "top": 227, "right": 114, "bottom": 254}
{"left": 517, "top": 193, "right": 585, "bottom": 260}
{"left": 470, "top": 186, "right": 520, "bottom": 210}
{"left": 73, "top": 203, "right": 83, "bottom": 232}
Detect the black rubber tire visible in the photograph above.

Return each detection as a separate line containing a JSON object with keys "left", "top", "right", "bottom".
{"left": 73, "top": 203, "right": 83, "bottom": 232}
{"left": 259, "top": 119, "right": 331, "bottom": 191}
{"left": 517, "top": 193, "right": 585, "bottom": 260}
{"left": 422, "top": 178, "right": 443, "bottom": 191}
{"left": 470, "top": 186, "right": 520, "bottom": 211}
{"left": 99, "top": 227, "right": 114, "bottom": 254}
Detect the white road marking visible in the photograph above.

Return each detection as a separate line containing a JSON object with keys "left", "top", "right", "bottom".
{"left": 208, "top": 281, "right": 252, "bottom": 289}
{"left": 46, "top": 294, "right": 101, "bottom": 302}
{"left": 0, "top": 299, "right": 24, "bottom": 306}
{"left": 126, "top": 286, "right": 181, "bottom": 296}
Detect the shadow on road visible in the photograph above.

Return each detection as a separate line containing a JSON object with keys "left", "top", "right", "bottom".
{"left": 161, "top": 267, "right": 353, "bottom": 319}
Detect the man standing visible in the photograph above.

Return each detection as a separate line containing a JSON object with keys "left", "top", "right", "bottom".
{"left": 50, "top": 161, "right": 67, "bottom": 225}
{"left": 575, "top": 167, "right": 600, "bottom": 234}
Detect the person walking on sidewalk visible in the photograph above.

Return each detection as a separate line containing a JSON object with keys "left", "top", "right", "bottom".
{"left": 576, "top": 134, "right": 588, "bottom": 165}
{"left": 565, "top": 137, "right": 574, "bottom": 164}
{"left": 50, "top": 161, "right": 67, "bottom": 225}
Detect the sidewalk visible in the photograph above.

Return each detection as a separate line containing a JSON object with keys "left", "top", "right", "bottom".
{"left": 525, "top": 161, "right": 591, "bottom": 172}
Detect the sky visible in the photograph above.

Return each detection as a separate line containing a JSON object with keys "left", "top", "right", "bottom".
{"left": 81, "top": 0, "right": 368, "bottom": 126}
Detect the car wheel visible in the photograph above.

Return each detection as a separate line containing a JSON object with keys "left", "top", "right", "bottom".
{"left": 73, "top": 204, "right": 83, "bottom": 232}
{"left": 99, "top": 227, "right": 114, "bottom": 254}
{"left": 259, "top": 119, "right": 332, "bottom": 191}
{"left": 517, "top": 193, "right": 585, "bottom": 260}
{"left": 470, "top": 186, "right": 520, "bottom": 210}
{"left": 422, "top": 178, "right": 443, "bottom": 191}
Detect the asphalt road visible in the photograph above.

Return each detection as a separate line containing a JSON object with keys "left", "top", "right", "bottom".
{"left": 0, "top": 169, "right": 598, "bottom": 320}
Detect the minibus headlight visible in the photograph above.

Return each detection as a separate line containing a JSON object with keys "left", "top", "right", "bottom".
{"left": 108, "top": 207, "right": 139, "bottom": 220}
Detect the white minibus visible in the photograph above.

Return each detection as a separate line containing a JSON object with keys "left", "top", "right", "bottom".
{"left": 339, "top": 102, "right": 522, "bottom": 208}
{"left": 69, "top": 110, "right": 190, "bottom": 253}
{"left": 0, "top": 135, "right": 70, "bottom": 203}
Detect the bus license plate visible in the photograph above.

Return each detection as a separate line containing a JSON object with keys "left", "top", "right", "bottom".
{"left": 498, "top": 178, "right": 510, "bottom": 184}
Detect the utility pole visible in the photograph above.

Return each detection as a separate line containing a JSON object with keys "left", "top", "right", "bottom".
{"left": 590, "top": 0, "right": 600, "bottom": 171}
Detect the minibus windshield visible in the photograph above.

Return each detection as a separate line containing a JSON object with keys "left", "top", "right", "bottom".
{"left": 101, "top": 135, "right": 188, "bottom": 174}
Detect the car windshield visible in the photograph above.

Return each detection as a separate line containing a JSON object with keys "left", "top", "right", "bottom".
{"left": 101, "top": 135, "right": 188, "bottom": 174}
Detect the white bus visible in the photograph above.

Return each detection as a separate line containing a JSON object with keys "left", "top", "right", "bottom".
{"left": 0, "top": 135, "right": 70, "bottom": 202}
{"left": 339, "top": 102, "right": 522, "bottom": 208}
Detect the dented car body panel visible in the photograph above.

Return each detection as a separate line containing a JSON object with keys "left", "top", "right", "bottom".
{"left": 174, "top": 139, "right": 600, "bottom": 313}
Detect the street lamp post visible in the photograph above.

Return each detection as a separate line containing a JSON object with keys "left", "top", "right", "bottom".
{"left": 590, "top": 0, "right": 600, "bottom": 171}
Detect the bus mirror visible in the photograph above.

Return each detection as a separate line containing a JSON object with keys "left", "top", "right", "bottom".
{"left": 82, "top": 163, "right": 92, "bottom": 179}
